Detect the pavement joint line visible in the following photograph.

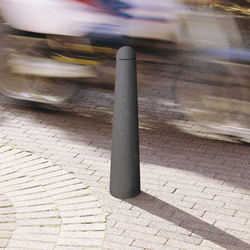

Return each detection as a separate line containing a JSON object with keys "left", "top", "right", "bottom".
{"left": 0, "top": 145, "right": 106, "bottom": 249}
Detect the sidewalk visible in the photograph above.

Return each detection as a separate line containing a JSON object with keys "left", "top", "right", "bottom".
{"left": 0, "top": 145, "right": 106, "bottom": 250}
{"left": 0, "top": 97, "right": 250, "bottom": 249}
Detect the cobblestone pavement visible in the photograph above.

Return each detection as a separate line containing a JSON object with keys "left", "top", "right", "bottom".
{"left": 0, "top": 13, "right": 250, "bottom": 250}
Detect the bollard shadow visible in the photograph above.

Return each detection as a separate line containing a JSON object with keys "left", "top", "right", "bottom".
{"left": 125, "top": 192, "right": 250, "bottom": 249}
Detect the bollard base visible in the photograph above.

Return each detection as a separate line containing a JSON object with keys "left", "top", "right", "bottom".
{"left": 110, "top": 189, "right": 141, "bottom": 200}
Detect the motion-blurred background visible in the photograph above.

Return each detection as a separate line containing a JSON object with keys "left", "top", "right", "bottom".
{"left": 0, "top": 0, "right": 249, "bottom": 143}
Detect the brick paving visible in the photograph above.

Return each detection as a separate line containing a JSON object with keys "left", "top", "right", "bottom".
{"left": 0, "top": 61, "right": 250, "bottom": 249}
{"left": 0, "top": 145, "right": 106, "bottom": 250}
{"left": 0, "top": 12, "right": 250, "bottom": 250}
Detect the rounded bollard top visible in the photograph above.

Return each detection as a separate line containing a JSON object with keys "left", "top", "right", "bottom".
{"left": 117, "top": 46, "right": 136, "bottom": 60}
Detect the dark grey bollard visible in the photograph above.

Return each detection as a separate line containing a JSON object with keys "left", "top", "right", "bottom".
{"left": 110, "top": 46, "right": 140, "bottom": 199}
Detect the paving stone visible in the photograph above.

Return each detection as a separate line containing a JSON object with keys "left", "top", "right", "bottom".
{"left": 54, "top": 247, "right": 103, "bottom": 250}
{"left": 7, "top": 240, "right": 55, "bottom": 250}
{"left": 0, "top": 215, "right": 16, "bottom": 223}
{"left": 0, "top": 153, "right": 32, "bottom": 165}
{"left": 57, "top": 238, "right": 103, "bottom": 247}
{"left": 166, "top": 239, "right": 212, "bottom": 250}
{"left": 44, "top": 178, "right": 83, "bottom": 190}
{"left": 59, "top": 231, "right": 105, "bottom": 239}
{"left": 15, "top": 204, "right": 58, "bottom": 213}
{"left": 10, "top": 192, "right": 50, "bottom": 202}
{"left": 103, "top": 241, "right": 144, "bottom": 250}
{"left": 18, "top": 218, "right": 61, "bottom": 226}
{"left": 36, "top": 174, "right": 74, "bottom": 186}
{"left": 0, "top": 149, "right": 23, "bottom": 159}
{"left": 56, "top": 195, "right": 98, "bottom": 206}
{"left": 16, "top": 226, "right": 61, "bottom": 235}
{"left": 115, "top": 221, "right": 159, "bottom": 235}
{"left": 123, "top": 230, "right": 167, "bottom": 245}
{"left": 0, "top": 200, "right": 14, "bottom": 208}
{"left": 28, "top": 166, "right": 62, "bottom": 177}
{"left": 60, "top": 223, "right": 106, "bottom": 232}
{"left": 7, "top": 186, "right": 46, "bottom": 198}
{"left": 11, "top": 232, "right": 58, "bottom": 243}
{"left": 21, "top": 162, "right": 55, "bottom": 173}
{"left": 16, "top": 158, "right": 49, "bottom": 170}
{"left": 13, "top": 197, "right": 55, "bottom": 207}
{"left": 0, "top": 223, "right": 16, "bottom": 231}
{"left": 0, "top": 176, "right": 31, "bottom": 189}
{"left": 17, "top": 210, "right": 59, "bottom": 219}
{"left": 60, "top": 208, "right": 103, "bottom": 217}
{"left": 51, "top": 189, "right": 91, "bottom": 200}
{"left": 62, "top": 215, "right": 106, "bottom": 224}
{"left": 45, "top": 183, "right": 85, "bottom": 196}
{"left": 59, "top": 201, "right": 101, "bottom": 211}
{"left": 0, "top": 239, "right": 8, "bottom": 248}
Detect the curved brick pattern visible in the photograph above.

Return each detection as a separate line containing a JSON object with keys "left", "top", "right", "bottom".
{"left": 0, "top": 145, "right": 106, "bottom": 249}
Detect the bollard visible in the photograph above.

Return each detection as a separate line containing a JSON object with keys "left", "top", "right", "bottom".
{"left": 110, "top": 46, "right": 140, "bottom": 199}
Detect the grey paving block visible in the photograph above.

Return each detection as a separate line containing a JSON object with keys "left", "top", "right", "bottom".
{"left": 0, "top": 146, "right": 106, "bottom": 249}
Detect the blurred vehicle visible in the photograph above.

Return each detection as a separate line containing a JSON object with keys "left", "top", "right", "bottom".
{"left": 172, "top": 0, "right": 250, "bottom": 142}
{"left": 176, "top": 17, "right": 250, "bottom": 143}
{"left": 176, "top": 42, "right": 250, "bottom": 143}
{"left": 0, "top": 0, "right": 187, "bottom": 104}
{"left": 0, "top": 0, "right": 185, "bottom": 40}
